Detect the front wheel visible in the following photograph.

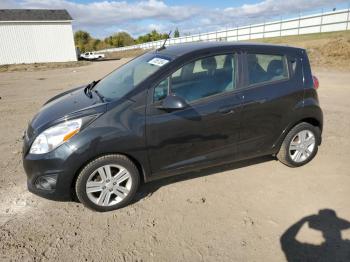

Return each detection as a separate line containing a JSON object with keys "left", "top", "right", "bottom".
{"left": 277, "top": 122, "right": 321, "bottom": 167}
{"left": 75, "top": 155, "right": 140, "bottom": 212}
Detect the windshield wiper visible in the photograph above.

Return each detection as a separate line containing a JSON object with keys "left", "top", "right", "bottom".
{"left": 93, "top": 89, "right": 105, "bottom": 102}
{"left": 84, "top": 80, "right": 99, "bottom": 98}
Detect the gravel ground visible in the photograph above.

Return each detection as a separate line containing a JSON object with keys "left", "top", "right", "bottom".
{"left": 0, "top": 60, "right": 349, "bottom": 261}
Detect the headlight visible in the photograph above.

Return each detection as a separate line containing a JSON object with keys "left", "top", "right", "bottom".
{"left": 30, "top": 119, "right": 82, "bottom": 154}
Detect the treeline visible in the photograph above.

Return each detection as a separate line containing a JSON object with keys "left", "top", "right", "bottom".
{"left": 75, "top": 28, "right": 180, "bottom": 52}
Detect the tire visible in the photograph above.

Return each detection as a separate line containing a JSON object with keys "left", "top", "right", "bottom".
{"left": 277, "top": 122, "right": 321, "bottom": 167}
{"left": 75, "top": 154, "right": 140, "bottom": 212}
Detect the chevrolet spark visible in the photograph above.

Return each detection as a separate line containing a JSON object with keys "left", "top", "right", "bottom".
{"left": 23, "top": 42, "right": 323, "bottom": 212}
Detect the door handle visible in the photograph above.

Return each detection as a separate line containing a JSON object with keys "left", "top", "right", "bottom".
{"left": 244, "top": 98, "right": 267, "bottom": 106}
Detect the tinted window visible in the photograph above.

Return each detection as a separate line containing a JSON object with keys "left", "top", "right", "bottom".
{"left": 153, "top": 54, "right": 235, "bottom": 103}
{"left": 247, "top": 54, "right": 289, "bottom": 85}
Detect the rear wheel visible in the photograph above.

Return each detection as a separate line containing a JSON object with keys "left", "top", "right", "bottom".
{"left": 277, "top": 122, "right": 321, "bottom": 167}
{"left": 75, "top": 154, "right": 140, "bottom": 212}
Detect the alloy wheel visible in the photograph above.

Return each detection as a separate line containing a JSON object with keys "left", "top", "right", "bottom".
{"left": 289, "top": 130, "right": 316, "bottom": 163}
{"left": 86, "top": 164, "right": 132, "bottom": 207}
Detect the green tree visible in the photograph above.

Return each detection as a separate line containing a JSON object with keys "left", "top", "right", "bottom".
{"left": 75, "top": 29, "right": 173, "bottom": 52}
{"left": 119, "top": 32, "right": 135, "bottom": 46}
{"left": 74, "top": 30, "right": 92, "bottom": 52}
{"left": 136, "top": 30, "right": 168, "bottom": 44}
{"left": 104, "top": 32, "right": 134, "bottom": 47}
{"left": 74, "top": 30, "right": 134, "bottom": 52}
{"left": 90, "top": 39, "right": 101, "bottom": 50}
{"left": 104, "top": 36, "right": 113, "bottom": 46}
{"left": 174, "top": 28, "right": 180, "bottom": 38}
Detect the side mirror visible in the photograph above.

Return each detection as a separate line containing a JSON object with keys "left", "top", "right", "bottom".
{"left": 158, "top": 94, "right": 189, "bottom": 111}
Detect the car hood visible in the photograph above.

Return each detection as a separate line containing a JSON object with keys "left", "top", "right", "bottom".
{"left": 28, "top": 86, "right": 107, "bottom": 138}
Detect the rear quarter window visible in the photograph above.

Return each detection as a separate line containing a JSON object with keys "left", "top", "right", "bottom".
{"left": 247, "top": 53, "right": 289, "bottom": 86}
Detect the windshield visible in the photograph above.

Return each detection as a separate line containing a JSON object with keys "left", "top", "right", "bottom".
{"left": 94, "top": 53, "right": 171, "bottom": 100}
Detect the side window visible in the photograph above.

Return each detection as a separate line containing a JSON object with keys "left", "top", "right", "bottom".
{"left": 172, "top": 68, "right": 182, "bottom": 78}
{"left": 193, "top": 59, "right": 206, "bottom": 74}
{"left": 289, "top": 56, "right": 298, "bottom": 77}
{"left": 154, "top": 78, "right": 169, "bottom": 102}
{"left": 153, "top": 54, "right": 236, "bottom": 103}
{"left": 247, "top": 53, "right": 289, "bottom": 85}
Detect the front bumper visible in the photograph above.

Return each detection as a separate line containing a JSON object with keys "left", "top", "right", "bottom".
{"left": 23, "top": 143, "right": 79, "bottom": 201}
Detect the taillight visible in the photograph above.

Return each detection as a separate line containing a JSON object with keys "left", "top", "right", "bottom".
{"left": 312, "top": 75, "right": 319, "bottom": 89}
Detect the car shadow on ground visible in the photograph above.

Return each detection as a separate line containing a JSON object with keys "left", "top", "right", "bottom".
{"left": 133, "top": 155, "right": 274, "bottom": 203}
{"left": 280, "top": 209, "right": 350, "bottom": 262}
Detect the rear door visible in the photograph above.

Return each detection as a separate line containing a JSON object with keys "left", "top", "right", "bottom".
{"left": 238, "top": 50, "right": 304, "bottom": 159}
{"left": 146, "top": 53, "right": 242, "bottom": 178}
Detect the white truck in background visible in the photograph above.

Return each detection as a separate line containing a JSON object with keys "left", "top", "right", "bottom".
{"left": 80, "top": 52, "right": 105, "bottom": 60}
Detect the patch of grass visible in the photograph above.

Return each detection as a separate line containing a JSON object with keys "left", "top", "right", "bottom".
{"left": 256, "top": 30, "right": 350, "bottom": 44}
{"left": 105, "top": 48, "right": 147, "bottom": 59}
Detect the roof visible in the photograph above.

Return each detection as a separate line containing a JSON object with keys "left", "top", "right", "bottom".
{"left": 0, "top": 9, "right": 73, "bottom": 22}
{"left": 155, "top": 41, "right": 303, "bottom": 58}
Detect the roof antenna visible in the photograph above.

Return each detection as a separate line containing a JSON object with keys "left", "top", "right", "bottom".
{"left": 157, "top": 30, "right": 172, "bottom": 51}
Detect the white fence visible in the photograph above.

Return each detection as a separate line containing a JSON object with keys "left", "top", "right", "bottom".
{"left": 98, "top": 8, "right": 350, "bottom": 53}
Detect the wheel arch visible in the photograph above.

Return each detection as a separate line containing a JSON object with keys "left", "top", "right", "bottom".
{"left": 298, "top": 117, "right": 322, "bottom": 130}
{"left": 70, "top": 152, "right": 147, "bottom": 198}
{"left": 273, "top": 116, "right": 323, "bottom": 152}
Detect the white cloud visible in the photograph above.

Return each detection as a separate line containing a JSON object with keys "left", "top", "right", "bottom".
{"left": 3, "top": 0, "right": 198, "bottom": 25}
{"left": 0, "top": 0, "right": 199, "bottom": 36}
{"left": 0, "top": 0, "right": 348, "bottom": 37}
{"left": 216, "top": 0, "right": 348, "bottom": 24}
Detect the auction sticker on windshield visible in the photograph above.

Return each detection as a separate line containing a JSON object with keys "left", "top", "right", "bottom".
{"left": 148, "top": 57, "right": 170, "bottom": 67}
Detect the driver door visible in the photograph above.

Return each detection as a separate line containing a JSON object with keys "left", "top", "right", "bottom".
{"left": 145, "top": 53, "right": 242, "bottom": 178}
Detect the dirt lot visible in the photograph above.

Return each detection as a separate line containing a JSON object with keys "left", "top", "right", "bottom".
{"left": 0, "top": 59, "right": 350, "bottom": 261}
{"left": 0, "top": 61, "right": 92, "bottom": 73}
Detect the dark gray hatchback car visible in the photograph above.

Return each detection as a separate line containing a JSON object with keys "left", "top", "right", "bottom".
{"left": 23, "top": 42, "right": 323, "bottom": 211}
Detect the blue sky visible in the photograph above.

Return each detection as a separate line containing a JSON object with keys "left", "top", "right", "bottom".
{"left": 1, "top": 0, "right": 349, "bottom": 38}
